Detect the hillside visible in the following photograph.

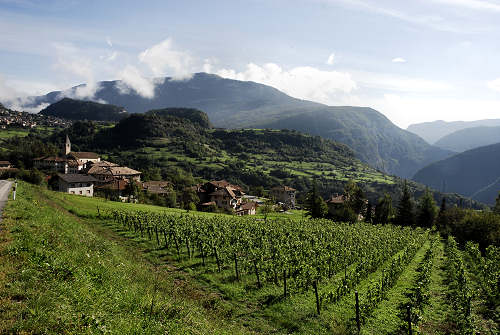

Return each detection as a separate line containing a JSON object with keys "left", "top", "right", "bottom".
{"left": 413, "top": 142, "right": 500, "bottom": 204}
{"left": 40, "top": 98, "right": 129, "bottom": 122}
{"left": 434, "top": 126, "right": 500, "bottom": 152}
{"left": 40, "top": 108, "right": 477, "bottom": 208}
{"left": 12, "top": 73, "right": 450, "bottom": 178}
{"left": 256, "top": 108, "right": 452, "bottom": 178}
{"left": 0, "top": 182, "right": 249, "bottom": 334}
{"left": 408, "top": 119, "right": 500, "bottom": 144}
{"left": 2, "top": 182, "right": 497, "bottom": 334}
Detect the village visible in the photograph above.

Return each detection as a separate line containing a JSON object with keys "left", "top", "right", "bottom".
{"left": 0, "top": 104, "right": 71, "bottom": 129}
{"left": 23, "top": 136, "right": 308, "bottom": 216}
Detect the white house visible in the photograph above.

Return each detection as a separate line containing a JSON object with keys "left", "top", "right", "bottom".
{"left": 58, "top": 173, "right": 97, "bottom": 197}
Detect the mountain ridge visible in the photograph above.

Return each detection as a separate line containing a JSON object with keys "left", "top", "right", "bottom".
{"left": 6, "top": 72, "right": 451, "bottom": 178}
{"left": 413, "top": 142, "right": 500, "bottom": 205}
{"left": 407, "top": 118, "right": 500, "bottom": 144}
{"left": 434, "top": 125, "right": 500, "bottom": 152}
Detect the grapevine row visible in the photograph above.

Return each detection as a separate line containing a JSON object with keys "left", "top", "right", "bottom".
{"left": 105, "top": 208, "right": 427, "bottom": 315}
{"left": 445, "top": 236, "right": 474, "bottom": 335}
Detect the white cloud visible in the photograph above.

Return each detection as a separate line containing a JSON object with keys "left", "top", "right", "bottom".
{"left": 332, "top": 0, "right": 489, "bottom": 33}
{"left": 431, "top": 0, "right": 500, "bottom": 11}
{"left": 100, "top": 51, "right": 118, "bottom": 62}
{"left": 353, "top": 71, "right": 452, "bottom": 93}
{"left": 117, "top": 65, "right": 156, "bottom": 98}
{"left": 0, "top": 75, "right": 21, "bottom": 102}
{"left": 214, "top": 62, "right": 357, "bottom": 105}
{"left": 8, "top": 101, "right": 50, "bottom": 113}
{"left": 487, "top": 78, "right": 500, "bottom": 92}
{"left": 0, "top": 75, "right": 60, "bottom": 113}
{"left": 138, "top": 38, "right": 193, "bottom": 80}
{"left": 106, "top": 37, "right": 113, "bottom": 47}
{"left": 392, "top": 57, "right": 406, "bottom": 63}
{"left": 326, "top": 53, "right": 335, "bottom": 65}
{"left": 52, "top": 42, "right": 102, "bottom": 100}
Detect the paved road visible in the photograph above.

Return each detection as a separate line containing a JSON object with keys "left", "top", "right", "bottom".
{"left": 0, "top": 180, "right": 13, "bottom": 221}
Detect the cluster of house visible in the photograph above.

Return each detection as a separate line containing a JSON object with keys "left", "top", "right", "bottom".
{"left": 190, "top": 181, "right": 297, "bottom": 215}
{"left": 0, "top": 106, "right": 71, "bottom": 129}
{"left": 34, "top": 136, "right": 141, "bottom": 198}
{"left": 0, "top": 161, "right": 12, "bottom": 169}
{"left": 33, "top": 136, "right": 299, "bottom": 215}
{"left": 0, "top": 160, "right": 18, "bottom": 177}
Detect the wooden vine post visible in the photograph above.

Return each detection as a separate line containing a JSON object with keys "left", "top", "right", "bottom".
{"left": 355, "top": 291, "right": 360, "bottom": 333}
{"left": 313, "top": 280, "right": 320, "bottom": 315}
{"left": 407, "top": 305, "right": 412, "bottom": 335}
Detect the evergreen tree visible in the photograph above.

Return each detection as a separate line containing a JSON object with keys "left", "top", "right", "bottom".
{"left": 493, "top": 191, "right": 500, "bottom": 215}
{"left": 416, "top": 189, "right": 437, "bottom": 228}
{"left": 365, "top": 202, "right": 373, "bottom": 223}
{"left": 395, "top": 181, "right": 415, "bottom": 226}
{"left": 344, "top": 180, "right": 366, "bottom": 215}
{"left": 374, "top": 193, "right": 393, "bottom": 225}
{"left": 305, "top": 180, "right": 328, "bottom": 219}
{"left": 436, "top": 197, "right": 448, "bottom": 231}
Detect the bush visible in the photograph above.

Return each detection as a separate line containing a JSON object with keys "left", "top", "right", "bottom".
{"left": 17, "top": 168, "right": 45, "bottom": 185}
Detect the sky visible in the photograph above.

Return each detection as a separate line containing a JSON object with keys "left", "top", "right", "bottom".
{"left": 1, "top": 0, "right": 500, "bottom": 128}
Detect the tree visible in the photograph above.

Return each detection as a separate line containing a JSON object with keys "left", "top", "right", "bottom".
{"left": 182, "top": 188, "right": 199, "bottom": 210}
{"left": 304, "top": 180, "right": 328, "bottom": 219}
{"left": 344, "top": 180, "right": 366, "bottom": 215}
{"left": 260, "top": 198, "right": 275, "bottom": 222}
{"left": 416, "top": 189, "right": 437, "bottom": 228}
{"left": 365, "top": 202, "right": 373, "bottom": 223}
{"left": 125, "top": 179, "right": 142, "bottom": 201}
{"left": 394, "top": 181, "right": 415, "bottom": 226}
{"left": 436, "top": 197, "right": 448, "bottom": 231}
{"left": 329, "top": 205, "right": 357, "bottom": 224}
{"left": 493, "top": 191, "right": 500, "bottom": 215}
{"left": 165, "top": 191, "right": 177, "bottom": 208}
{"left": 374, "top": 193, "right": 393, "bottom": 225}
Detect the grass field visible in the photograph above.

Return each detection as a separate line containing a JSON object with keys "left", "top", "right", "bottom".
{"left": 0, "top": 128, "right": 30, "bottom": 139}
{"left": 0, "top": 182, "right": 249, "bottom": 334}
{"left": 1, "top": 182, "right": 497, "bottom": 334}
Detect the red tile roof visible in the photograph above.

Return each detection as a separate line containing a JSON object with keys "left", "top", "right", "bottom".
{"left": 68, "top": 152, "right": 99, "bottom": 159}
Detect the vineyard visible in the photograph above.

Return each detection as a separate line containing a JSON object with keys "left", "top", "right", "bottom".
{"left": 1, "top": 183, "right": 498, "bottom": 334}
{"left": 103, "top": 206, "right": 499, "bottom": 334}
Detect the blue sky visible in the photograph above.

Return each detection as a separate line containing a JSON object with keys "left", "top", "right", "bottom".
{"left": 1, "top": 0, "right": 500, "bottom": 127}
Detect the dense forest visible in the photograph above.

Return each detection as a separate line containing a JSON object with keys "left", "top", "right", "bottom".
{"left": 40, "top": 98, "right": 129, "bottom": 122}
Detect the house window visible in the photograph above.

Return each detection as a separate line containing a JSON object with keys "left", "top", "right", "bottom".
{"left": 71, "top": 191, "right": 75, "bottom": 194}
{"left": 79, "top": 190, "right": 83, "bottom": 195}
{"left": 87, "top": 190, "right": 90, "bottom": 194}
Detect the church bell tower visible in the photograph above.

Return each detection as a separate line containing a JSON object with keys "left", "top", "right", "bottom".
{"left": 64, "top": 135, "right": 71, "bottom": 156}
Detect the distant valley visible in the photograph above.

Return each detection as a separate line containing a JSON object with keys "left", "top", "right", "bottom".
{"left": 434, "top": 126, "right": 500, "bottom": 152}
{"left": 407, "top": 118, "right": 500, "bottom": 144}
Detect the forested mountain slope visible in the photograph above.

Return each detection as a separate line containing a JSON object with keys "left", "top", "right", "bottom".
{"left": 413, "top": 142, "right": 500, "bottom": 204}
{"left": 40, "top": 98, "right": 129, "bottom": 121}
